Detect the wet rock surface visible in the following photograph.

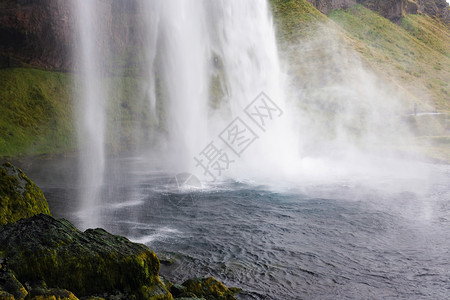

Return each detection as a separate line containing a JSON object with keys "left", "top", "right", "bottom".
{"left": 0, "top": 161, "right": 50, "bottom": 225}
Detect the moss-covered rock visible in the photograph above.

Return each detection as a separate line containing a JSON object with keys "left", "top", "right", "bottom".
{"left": 169, "top": 284, "right": 186, "bottom": 298}
{"left": 26, "top": 286, "right": 78, "bottom": 300}
{"left": 0, "top": 214, "right": 172, "bottom": 300}
{"left": 179, "top": 278, "right": 236, "bottom": 300}
{"left": 0, "top": 268, "right": 27, "bottom": 299}
{"left": 173, "top": 298, "right": 206, "bottom": 300}
{"left": 0, "top": 161, "right": 51, "bottom": 225}
{"left": 0, "top": 291, "right": 14, "bottom": 300}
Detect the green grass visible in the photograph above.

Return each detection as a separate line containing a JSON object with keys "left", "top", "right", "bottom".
{"left": 0, "top": 68, "right": 163, "bottom": 158}
{"left": 269, "top": 0, "right": 327, "bottom": 43}
{"left": 328, "top": 5, "right": 450, "bottom": 111}
{"left": 0, "top": 68, "right": 75, "bottom": 157}
{"left": 399, "top": 14, "right": 450, "bottom": 58}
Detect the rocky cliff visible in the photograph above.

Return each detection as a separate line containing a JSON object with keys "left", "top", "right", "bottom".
{"left": 0, "top": 0, "right": 145, "bottom": 71}
{"left": 1, "top": 0, "right": 448, "bottom": 70}
{"left": 305, "top": 0, "right": 449, "bottom": 22}
{"left": 357, "top": 0, "right": 449, "bottom": 22}
{"left": 418, "top": 0, "right": 450, "bottom": 22}
{"left": 306, "top": 0, "right": 357, "bottom": 15}
{"left": 0, "top": 0, "right": 72, "bottom": 70}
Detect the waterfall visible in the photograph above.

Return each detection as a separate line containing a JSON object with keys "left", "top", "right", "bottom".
{"left": 137, "top": 0, "right": 414, "bottom": 184}
{"left": 158, "top": 0, "right": 210, "bottom": 171}
{"left": 72, "top": 0, "right": 417, "bottom": 226}
{"left": 72, "top": 0, "right": 293, "bottom": 224}
{"left": 209, "top": 0, "right": 299, "bottom": 181}
{"left": 73, "top": 1, "right": 107, "bottom": 229}
{"left": 138, "top": 0, "right": 295, "bottom": 180}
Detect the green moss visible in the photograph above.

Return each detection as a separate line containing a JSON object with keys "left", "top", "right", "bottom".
{"left": 0, "top": 269, "right": 28, "bottom": 299}
{"left": 0, "top": 214, "right": 172, "bottom": 300}
{"left": 0, "top": 291, "right": 14, "bottom": 300}
{"left": 0, "top": 161, "right": 51, "bottom": 225}
{"left": 26, "top": 287, "right": 79, "bottom": 300}
{"left": 180, "top": 277, "right": 236, "bottom": 300}
{"left": 0, "top": 68, "right": 76, "bottom": 157}
{"left": 0, "top": 67, "right": 164, "bottom": 158}
{"left": 0, "top": 67, "right": 166, "bottom": 158}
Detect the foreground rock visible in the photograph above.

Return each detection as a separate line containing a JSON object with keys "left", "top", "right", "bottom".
{"left": 0, "top": 162, "right": 241, "bottom": 300}
{"left": 0, "top": 162, "right": 50, "bottom": 225}
{"left": 0, "top": 214, "right": 171, "bottom": 300}
{"left": 0, "top": 268, "right": 28, "bottom": 299}
{"left": 169, "top": 277, "right": 237, "bottom": 300}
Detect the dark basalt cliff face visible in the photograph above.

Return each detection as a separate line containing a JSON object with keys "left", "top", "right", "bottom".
{"left": 306, "top": 0, "right": 449, "bottom": 22}
{"left": 0, "top": 0, "right": 73, "bottom": 70}
{"left": 0, "top": 0, "right": 448, "bottom": 70}
{"left": 418, "top": 0, "right": 450, "bottom": 22}
{"left": 306, "top": 0, "right": 357, "bottom": 15}
{"left": 356, "top": 0, "right": 449, "bottom": 22}
{"left": 0, "top": 0, "right": 144, "bottom": 71}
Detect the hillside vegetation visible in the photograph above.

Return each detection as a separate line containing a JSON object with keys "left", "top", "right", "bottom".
{"left": 329, "top": 4, "right": 449, "bottom": 111}
{"left": 271, "top": 0, "right": 449, "bottom": 162}
{"left": 0, "top": 68, "right": 75, "bottom": 157}
{"left": 0, "top": 0, "right": 449, "bottom": 161}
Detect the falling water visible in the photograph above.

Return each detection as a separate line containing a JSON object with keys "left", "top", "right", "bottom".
{"left": 138, "top": 0, "right": 297, "bottom": 179}
{"left": 73, "top": 0, "right": 422, "bottom": 226}
{"left": 210, "top": 0, "right": 299, "bottom": 181}
{"left": 73, "top": 1, "right": 107, "bottom": 229}
{"left": 158, "top": 1, "right": 210, "bottom": 171}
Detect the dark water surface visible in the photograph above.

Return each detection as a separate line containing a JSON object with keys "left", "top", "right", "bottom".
{"left": 23, "top": 158, "right": 450, "bottom": 299}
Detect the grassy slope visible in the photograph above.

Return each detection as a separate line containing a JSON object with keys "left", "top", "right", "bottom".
{"left": 400, "top": 13, "right": 450, "bottom": 58}
{"left": 270, "top": 0, "right": 449, "bottom": 162}
{"left": 327, "top": 5, "right": 449, "bottom": 162}
{"left": 329, "top": 5, "right": 450, "bottom": 111}
{"left": 0, "top": 67, "right": 161, "bottom": 157}
{"left": 269, "top": 0, "right": 327, "bottom": 42}
{"left": 0, "top": 68, "right": 75, "bottom": 157}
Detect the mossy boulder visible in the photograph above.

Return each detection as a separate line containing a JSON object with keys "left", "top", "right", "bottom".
{"left": 173, "top": 298, "right": 206, "bottom": 300}
{"left": 0, "top": 162, "right": 51, "bottom": 225}
{"left": 0, "top": 269, "right": 27, "bottom": 299}
{"left": 26, "top": 286, "right": 78, "bottom": 300}
{"left": 178, "top": 278, "right": 236, "bottom": 300}
{"left": 0, "top": 214, "right": 172, "bottom": 300}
